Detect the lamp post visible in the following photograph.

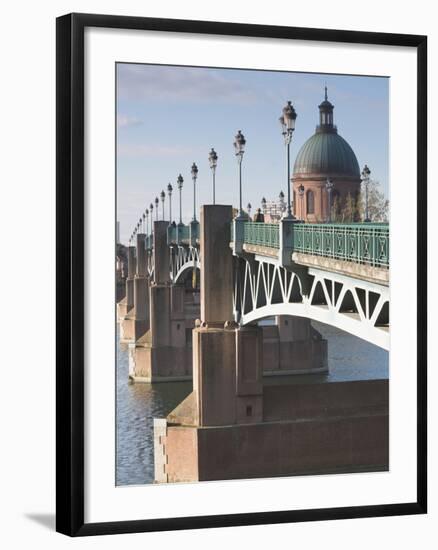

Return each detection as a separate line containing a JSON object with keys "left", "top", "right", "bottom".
{"left": 154, "top": 197, "right": 159, "bottom": 221}
{"left": 160, "top": 190, "right": 165, "bottom": 220}
{"left": 247, "top": 202, "right": 252, "bottom": 220}
{"left": 208, "top": 148, "right": 218, "bottom": 204}
{"left": 145, "top": 209, "right": 149, "bottom": 237}
{"left": 177, "top": 174, "right": 184, "bottom": 225}
{"left": 326, "top": 178, "right": 334, "bottom": 223}
{"left": 149, "top": 202, "right": 154, "bottom": 229}
{"left": 167, "top": 183, "right": 173, "bottom": 223}
{"left": 261, "top": 197, "right": 267, "bottom": 216}
{"left": 233, "top": 130, "right": 246, "bottom": 219}
{"left": 279, "top": 100, "right": 297, "bottom": 219}
{"left": 191, "top": 162, "right": 198, "bottom": 221}
{"left": 279, "top": 190, "right": 285, "bottom": 217}
{"left": 361, "top": 164, "right": 371, "bottom": 222}
{"left": 298, "top": 184, "right": 305, "bottom": 221}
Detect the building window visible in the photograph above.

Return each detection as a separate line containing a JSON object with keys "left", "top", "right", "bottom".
{"left": 306, "top": 190, "right": 315, "bottom": 214}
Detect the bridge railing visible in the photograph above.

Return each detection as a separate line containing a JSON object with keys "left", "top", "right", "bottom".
{"left": 233, "top": 221, "right": 389, "bottom": 268}
{"left": 243, "top": 222, "right": 280, "bottom": 248}
{"left": 167, "top": 222, "right": 199, "bottom": 245}
{"left": 293, "top": 223, "right": 389, "bottom": 268}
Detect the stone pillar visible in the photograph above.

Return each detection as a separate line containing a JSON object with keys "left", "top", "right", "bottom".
{"left": 126, "top": 245, "right": 136, "bottom": 310}
{"left": 153, "top": 221, "right": 171, "bottom": 285}
{"left": 271, "top": 315, "right": 327, "bottom": 374}
{"left": 191, "top": 206, "right": 263, "bottom": 426}
{"left": 149, "top": 285, "right": 171, "bottom": 347}
{"left": 201, "top": 205, "right": 233, "bottom": 324}
{"left": 276, "top": 315, "right": 311, "bottom": 341}
{"left": 129, "top": 234, "right": 149, "bottom": 341}
{"left": 136, "top": 233, "right": 146, "bottom": 277}
{"left": 118, "top": 245, "right": 137, "bottom": 341}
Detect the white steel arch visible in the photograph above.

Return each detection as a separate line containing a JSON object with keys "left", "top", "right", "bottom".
{"left": 169, "top": 245, "right": 200, "bottom": 283}
{"left": 233, "top": 256, "right": 389, "bottom": 350}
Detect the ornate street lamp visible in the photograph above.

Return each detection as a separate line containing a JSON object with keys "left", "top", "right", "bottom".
{"left": 208, "top": 148, "right": 218, "bottom": 204}
{"left": 145, "top": 209, "right": 149, "bottom": 236}
{"left": 247, "top": 202, "right": 252, "bottom": 220}
{"left": 191, "top": 162, "right": 198, "bottom": 221}
{"left": 160, "top": 190, "right": 165, "bottom": 220}
{"left": 298, "top": 184, "right": 305, "bottom": 221}
{"left": 279, "top": 100, "right": 297, "bottom": 218}
{"left": 177, "top": 174, "right": 184, "bottom": 225}
{"left": 326, "top": 178, "right": 334, "bottom": 223}
{"left": 361, "top": 164, "right": 371, "bottom": 222}
{"left": 142, "top": 213, "right": 145, "bottom": 233}
{"left": 261, "top": 197, "right": 267, "bottom": 216}
{"left": 149, "top": 202, "right": 154, "bottom": 229}
{"left": 167, "top": 183, "right": 173, "bottom": 223}
{"left": 279, "top": 190, "right": 285, "bottom": 216}
{"left": 154, "top": 197, "right": 159, "bottom": 221}
{"left": 233, "top": 130, "right": 246, "bottom": 219}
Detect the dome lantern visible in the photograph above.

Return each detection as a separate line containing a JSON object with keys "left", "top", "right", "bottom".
{"left": 317, "top": 86, "right": 335, "bottom": 133}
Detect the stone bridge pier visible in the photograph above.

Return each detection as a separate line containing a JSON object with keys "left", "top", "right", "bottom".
{"left": 154, "top": 205, "right": 388, "bottom": 483}
{"left": 262, "top": 315, "right": 327, "bottom": 375}
{"left": 128, "top": 221, "right": 197, "bottom": 382}
{"left": 118, "top": 245, "right": 136, "bottom": 340}
{"left": 119, "top": 233, "right": 150, "bottom": 343}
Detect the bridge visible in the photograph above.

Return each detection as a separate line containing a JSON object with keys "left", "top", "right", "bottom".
{"left": 136, "top": 215, "right": 389, "bottom": 350}
{"left": 117, "top": 205, "right": 389, "bottom": 483}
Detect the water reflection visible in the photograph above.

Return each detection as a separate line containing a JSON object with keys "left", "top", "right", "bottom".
{"left": 116, "top": 339, "right": 191, "bottom": 486}
{"left": 116, "top": 321, "right": 388, "bottom": 486}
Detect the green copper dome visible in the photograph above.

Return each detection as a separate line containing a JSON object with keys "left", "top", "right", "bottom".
{"left": 293, "top": 132, "right": 360, "bottom": 177}
{"left": 293, "top": 88, "right": 360, "bottom": 178}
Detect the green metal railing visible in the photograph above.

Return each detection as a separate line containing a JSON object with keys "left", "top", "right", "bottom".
{"left": 166, "top": 223, "right": 199, "bottom": 245}
{"left": 243, "top": 222, "right": 280, "bottom": 249}
{"left": 293, "top": 223, "right": 389, "bottom": 268}
{"left": 234, "top": 221, "right": 389, "bottom": 268}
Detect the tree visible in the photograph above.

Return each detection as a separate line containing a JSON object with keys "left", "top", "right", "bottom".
{"left": 330, "top": 195, "right": 341, "bottom": 222}
{"left": 342, "top": 192, "right": 357, "bottom": 223}
{"left": 357, "top": 179, "right": 389, "bottom": 222}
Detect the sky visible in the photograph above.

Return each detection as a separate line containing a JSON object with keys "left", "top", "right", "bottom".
{"left": 116, "top": 63, "right": 389, "bottom": 245}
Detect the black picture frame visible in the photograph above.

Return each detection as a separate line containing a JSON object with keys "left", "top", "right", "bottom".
{"left": 56, "top": 12, "right": 427, "bottom": 537}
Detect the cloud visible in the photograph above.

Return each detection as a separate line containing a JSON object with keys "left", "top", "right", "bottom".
{"left": 117, "top": 114, "right": 143, "bottom": 128}
{"left": 118, "top": 143, "right": 198, "bottom": 158}
{"left": 117, "top": 64, "right": 260, "bottom": 104}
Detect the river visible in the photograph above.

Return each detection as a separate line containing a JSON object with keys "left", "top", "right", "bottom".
{"left": 116, "top": 321, "right": 388, "bottom": 486}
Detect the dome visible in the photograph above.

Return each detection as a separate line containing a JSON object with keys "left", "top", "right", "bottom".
{"left": 293, "top": 88, "right": 360, "bottom": 179}
{"left": 293, "top": 131, "right": 360, "bottom": 178}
